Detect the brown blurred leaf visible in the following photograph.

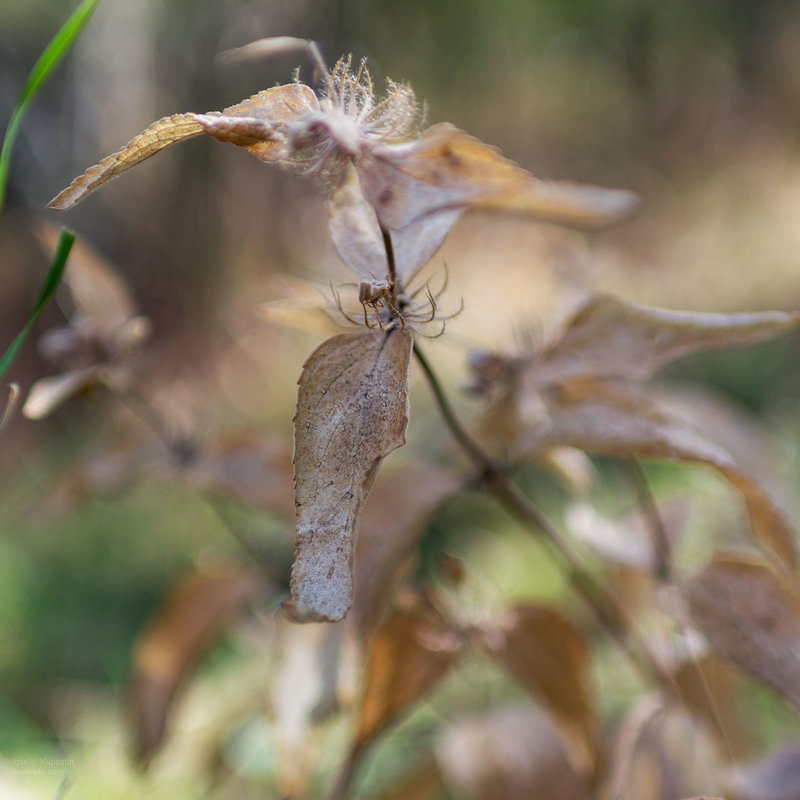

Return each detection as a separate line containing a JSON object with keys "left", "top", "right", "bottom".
{"left": 685, "top": 554, "right": 800, "bottom": 711}
{"left": 355, "top": 591, "right": 460, "bottom": 751}
{"left": 360, "top": 123, "right": 639, "bottom": 234}
{"left": 727, "top": 742, "right": 800, "bottom": 800}
{"left": 436, "top": 706, "right": 590, "bottom": 800}
{"left": 530, "top": 382, "right": 797, "bottom": 571}
{"left": 287, "top": 329, "right": 412, "bottom": 622}
{"left": 129, "top": 563, "right": 260, "bottom": 767}
{"left": 48, "top": 84, "right": 319, "bottom": 209}
{"left": 372, "top": 759, "right": 445, "bottom": 800}
{"left": 535, "top": 294, "right": 800, "bottom": 385}
{"left": 481, "top": 604, "right": 598, "bottom": 778}
{"left": 354, "top": 462, "right": 461, "bottom": 637}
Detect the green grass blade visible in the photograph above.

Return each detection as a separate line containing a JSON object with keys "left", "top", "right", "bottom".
{"left": 0, "top": 228, "right": 75, "bottom": 379}
{"left": 0, "top": 0, "right": 102, "bottom": 213}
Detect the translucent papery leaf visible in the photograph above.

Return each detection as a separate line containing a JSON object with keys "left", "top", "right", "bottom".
{"left": 685, "top": 554, "right": 800, "bottom": 712}
{"left": 533, "top": 382, "right": 798, "bottom": 570}
{"left": 48, "top": 114, "right": 205, "bottom": 209}
{"left": 354, "top": 462, "right": 461, "bottom": 638}
{"left": 359, "top": 123, "right": 639, "bottom": 233}
{"left": 287, "top": 329, "right": 412, "bottom": 622}
{"left": 328, "top": 164, "right": 462, "bottom": 283}
{"left": 48, "top": 84, "right": 319, "bottom": 209}
{"left": 129, "top": 563, "right": 259, "bottom": 767}
{"left": 22, "top": 365, "right": 99, "bottom": 419}
{"left": 481, "top": 604, "right": 598, "bottom": 779}
{"left": 535, "top": 293, "right": 800, "bottom": 384}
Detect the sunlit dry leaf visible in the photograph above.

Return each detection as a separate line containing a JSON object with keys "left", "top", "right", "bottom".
{"left": 48, "top": 84, "right": 319, "bottom": 209}
{"left": 481, "top": 604, "right": 598, "bottom": 778}
{"left": 360, "top": 123, "right": 639, "bottom": 233}
{"left": 685, "top": 554, "right": 800, "bottom": 711}
{"left": 218, "top": 35, "right": 311, "bottom": 65}
{"left": 535, "top": 294, "right": 800, "bottom": 384}
{"left": 354, "top": 462, "right": 461, "bottom": 637}
{"left": 354, "top": 591, "right": 460, "bottom": 751}
{"left": 129, "top": 563, "right": 259, "bottom": 767}
{"left": 536, "top": 446, "right": 597, "bottom": 496}
{"left": 436, "top": 706, "right": 590, "bottom": 800}
{"left": 287, "top": 328, "right": 412, "bottom": 622}
{"left": 727, "top": 742, "right": 800, "bottom": 800}
{"left": 22, "top": 366, "right": 100, "bottom": 419}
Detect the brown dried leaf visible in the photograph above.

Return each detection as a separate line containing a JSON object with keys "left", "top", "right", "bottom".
{"left": 436, "top": 706, "right": 590, "bottom": 800}
{"left": 329, "top": 163, "right": 462, "bottom": 282}
{"left": 288, "top": 329, "right": 412, "bottom": 622}
{"left": 686, "top": 554, "right": 800, "bottom": 711}
{"left": 360, "top": 123, "right": 639, "bottom": 233}
{"left": 48, "top": 84, "right": 318, "bottom": 209}
{"left": 355, "top": 591, "right": 460, "bottom": 750}
{"left": 482, "top": 604, "right": 598, "bottom": 778}
{"left": 532, "top": 382, "right": 798, "bottom": 571}
{"left": 536, "top": 294, "right": 800, "bottom": 384}
{"left": 129, "top": 563, "right": 259, "bottom": 767}
{"left": 354, "top": 462, "right": 461, "bottom": 637}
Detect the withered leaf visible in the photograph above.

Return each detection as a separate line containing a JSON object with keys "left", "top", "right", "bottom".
{"left": 685, "top": 554, "right": 800, "bottom": 712}
{"left": 129, "top": 563, "right": 259, "bottom": 767}
{"left": 360, "top": 123, "right": 639, "bottom": 233}
{"left": 536, "top": 294, "right": 800, "bottom": 384}
{"left": 328, "top": 163, "right": 462, "bottom": 283}
{"left": 22, "top": 366, "right": 101, "bottom": 420}
{"left": 481, "top": 604, "right": 598, "bottom": 778}
{"left": 48, "top": 84, "right": 318, "bottom": 209}
{"left": 287, "top": 328, "right": 412, "bottom": 623}
{"left": 355, "top": 591, "right": 461, "bottom": 750}
{"left": 536, "top": 383, "right": 798, "bottom": 570}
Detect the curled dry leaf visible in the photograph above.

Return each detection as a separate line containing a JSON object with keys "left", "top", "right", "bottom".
{"left": 129, "top": 563, "right": 260, "bottom": 767}
{"left": 685, "top": 553, "right": 800, "bottom": 712}
{"left": 287, "top": 328, "right": 412, "bottom": 622}
{"left": 481, "top": 604, "right": 598, "bottom": 778}
{"left": 354, "top": 591, "right": 461, "bottom": 753}
{"left": 50, "top": 53, "right": 636, "bottom": 290}
{"left": 22, "top": 366, "right": 101, "bottom": 419}
{"left": 472, "top": 293, "right": 800, "bottom": 570}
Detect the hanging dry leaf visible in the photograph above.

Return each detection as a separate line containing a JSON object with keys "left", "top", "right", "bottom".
{"left": 436, "top": 705, "right": 590, "bottom": 800}
{"left": 354, "top": 591, "right": 461, "bottom": 752}
{"left": 481, "top": 604, "right": 598, "bottom": 778}
{"left": 353, "top": 462, "right": 461, "bottom": 637}
{"left": 685, "top": 554, "right": 800, "bottom": 712}
{"left": 129, "top": 563, "right": 260, "bottom": 767}
{"left": 287, "top": 328, "right": 412, "bottom": 623}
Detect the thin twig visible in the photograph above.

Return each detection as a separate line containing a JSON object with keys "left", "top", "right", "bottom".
{"left": 621, "top": 458, "right": 671, "bottom": 581}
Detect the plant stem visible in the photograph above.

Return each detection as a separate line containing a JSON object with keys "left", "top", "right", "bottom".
{"left": 413, "top": 341, "right": 673, "bottom": 689}
{"left": 379, "top": 224, "right": 399, "bottom": 308}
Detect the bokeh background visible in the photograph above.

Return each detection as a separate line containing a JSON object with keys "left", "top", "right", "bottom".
{"left": 2, "top": 1, "right": 800, "bottom": 797}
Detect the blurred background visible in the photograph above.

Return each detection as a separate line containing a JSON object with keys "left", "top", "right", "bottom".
{"left": 2, "top": 0, "right": 800, "bottom": 797}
